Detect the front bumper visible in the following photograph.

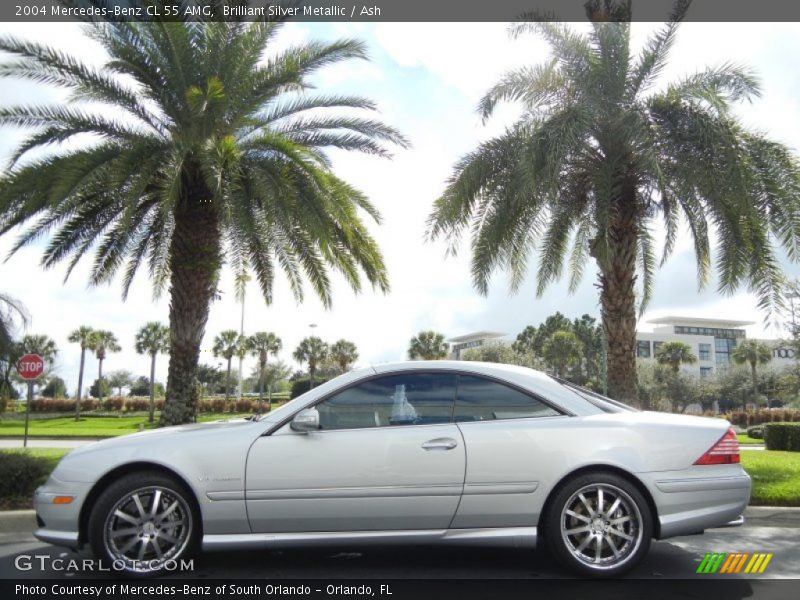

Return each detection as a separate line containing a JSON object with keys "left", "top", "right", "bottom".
{"left": 33, "top": 478, "right": 92, "bottom": 550}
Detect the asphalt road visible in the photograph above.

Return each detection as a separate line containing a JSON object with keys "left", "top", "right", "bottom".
{"left": 0, "top": 510, "right": 797, "bottom": 580}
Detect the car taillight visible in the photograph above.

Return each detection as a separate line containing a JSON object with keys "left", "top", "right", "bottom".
{"left": 694, "top": 428, "right": 740, "bottom": 465}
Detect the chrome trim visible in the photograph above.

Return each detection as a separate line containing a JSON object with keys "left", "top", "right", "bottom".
{"left": 202, "top": 526, "right": 537, "bottom": 551}
{"left": 34, "top": 528, "right": 80, "bottom": 548}
{"left": 463, "top": 482, "right": 539, "bottom": 495}
{"left": 655, "top": 475, "right": 751, "bottom": 493}
{"left": 719, "top": 515, "right": 745, "bottom": 528}
{"left": 245, "top": 484, "right": 462, "bottom": 500}
{"left": 206, "top": 491, "right": 245, "bottom": 501}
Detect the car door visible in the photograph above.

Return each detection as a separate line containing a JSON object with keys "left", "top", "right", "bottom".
{"left": 450, "top": 374, "right": 568, "bottom": 529}
{"left": 245, "top": 371, "right": 465, "bottom": 533}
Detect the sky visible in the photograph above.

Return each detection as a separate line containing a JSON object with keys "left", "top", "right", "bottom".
{"left": 1, "top": 20, "right": 800, "bottom": 393}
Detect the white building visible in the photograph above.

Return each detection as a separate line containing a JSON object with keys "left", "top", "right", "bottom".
{"left": 447, "top": 331, "right": 507, "bottom": 360}
{"left": 636, "top": 316, "right": 795, "bottom": 378}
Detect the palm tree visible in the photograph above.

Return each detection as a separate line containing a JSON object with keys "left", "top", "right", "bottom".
{"left": 427, "top": 1, "right": 800, "bottom": 403}
{"left": 732, "top": 339, "right": 773, "bottom": 409}
{"left": 0, "top": 293, "right": 28, "bottom": 355}
{"left": 89, "top": 330, "right": 120, "bottom": 403}
{"left": 0, "top": 20, "right": 405, "bottom": 426}
{"left": 19, "top": 334, "right": 57, "bottom": 398}
{"left": 247, "top": 332, "right": 282, "bottom": 412}
{"left": 107, "top": 369, "right": 133, "bottom": 397}
{"left": 542, "top": 331, "right": 583, "bottom": 378}
{"left": 67, "top": 326, "right": 94, "bottom": 421}
{"left": 330, "top": 339, "right": 359, "bottom": 372}
{"left": 655, "top": 341, "right": 698, "bottom": 373}
{"left": 293, "top": 337, "right": 329, "bottom": 389}
{"left": 213, "top": 330, "right": 246, "bottom": 403}
{"left": 134, "top": 322, "right": 170, "bottom": 422}
{"left": 408, "top": 331, "right": 449, "bottom": 360}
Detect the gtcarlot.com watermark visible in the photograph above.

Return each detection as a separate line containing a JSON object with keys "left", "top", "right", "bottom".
{"left": 14, "top": 553, "right": 194, "bottom": 573}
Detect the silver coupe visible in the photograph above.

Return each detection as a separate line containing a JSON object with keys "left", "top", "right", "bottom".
{"left": 34, "top": 361, "right": 749, "bottom": 577}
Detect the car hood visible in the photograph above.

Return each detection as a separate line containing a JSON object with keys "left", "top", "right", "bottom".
{"left": 66, "top": 418, "right": 259, "bottom": 457}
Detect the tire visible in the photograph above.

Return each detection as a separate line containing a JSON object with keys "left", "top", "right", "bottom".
{"left": 544, "top": 471, "right": 652, "bottom": 577}
{"left": 88, "top": 471, "right": 199, "bottom": 577}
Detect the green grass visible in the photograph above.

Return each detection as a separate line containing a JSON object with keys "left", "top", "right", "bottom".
{"left": 0, "top": 413, "right": 250, "bottom": 438}
{"left": 737, "top": 433, "right": 764, "bottom": 445}
{"left": 741, "top": 451, "right": 800, "bottom": 506}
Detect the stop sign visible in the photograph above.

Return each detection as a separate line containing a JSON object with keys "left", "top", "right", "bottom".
{"left": 16, "top": 354, "right": 44, "bottom": 380}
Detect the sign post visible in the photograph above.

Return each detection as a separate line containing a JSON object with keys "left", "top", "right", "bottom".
{"left": 16, "top": 354, "right": 45, "bottom": 449}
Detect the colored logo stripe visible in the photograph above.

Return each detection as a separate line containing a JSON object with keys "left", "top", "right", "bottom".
{"left": 697, "top": 553, "right": 773, "bottom": 574}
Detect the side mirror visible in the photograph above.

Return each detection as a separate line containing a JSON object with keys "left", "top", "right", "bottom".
{"left": 290, "top": 407, "right": 320, "bottom": 432}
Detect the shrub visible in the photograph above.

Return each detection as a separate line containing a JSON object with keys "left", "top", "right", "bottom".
{"left": 764, "top": 423, "right": 800, "bottom": 451}
{"left": 102, "top": 396, "right": 124, "bottom": 411}
{"left": 155, "top": 398, "right": 164, "bottom": 411}
{"left": 235, "top": 399, "right": 255, "bottom": 413}
{"left": 80, "top": 399, "right": 97, "bottom": 411}
{"left": 0, "top": 452, "right": 52, "bottom": 509}
{"left": 125, "top": 398, "right": 149, "bottom": 412}
{"left": 746, "top": 425, "right": 764, "bottom": 440}
{"left": 211, "top": 398, "right": 227, "bottom": 413}
{"left": 728, "top": 411, "right": 748, "bottom": 427}
{"left": 197, "top": 399, "right": 213, "bottom": 413}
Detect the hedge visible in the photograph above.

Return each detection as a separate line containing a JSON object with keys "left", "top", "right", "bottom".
{"left": 0, "top": 452, "right": 52, "bottom": 509}
{"left": 764, "top": 423, "right": 800, "bottom": 451}
{"left": 746, "top": 425, "right": 765, "bottom": 440}
{"left": 290, "top": 378, "right": 330, "bottom": 399}
{"left": 726, "top": 409, "right": 800, "bottom": 428}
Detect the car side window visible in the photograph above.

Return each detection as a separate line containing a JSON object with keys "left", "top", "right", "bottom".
{"left": 454, "top": 375, "right": 560, "bottom": 422}
{"left": 316, "top": 372, "right": 457, "bottom": 430}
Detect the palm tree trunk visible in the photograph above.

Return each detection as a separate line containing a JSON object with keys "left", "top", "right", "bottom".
{"left": 309, "top": 364, "right": 315, "bottom": 389}
{"left": 74, "top": 347, "right": 85, "bottom": 421}
{"left": 258, "top": 358, "right": 266, "bottom": 413}
{"left": 597, "top": 197, "right": 639, "bottom": 404}
{"left": 162, "top": 173, "right": 221, "bottom": 426}
{"left": 98, "top": 358, "right": 104, "bottom": 403}
{"left": 148, "top": 352, "right": 157, "bottom": 423}
{"left": 750, "top": 361, "right": 758, "bottom": 410}
{"left": 224, "top": 358, "right": 232, "bottom": 403}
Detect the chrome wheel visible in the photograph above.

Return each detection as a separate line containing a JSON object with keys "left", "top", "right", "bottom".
{"left": 103, "top": 486, "right": 192, "bottom": 573}
{"left": 559, "top": 482, "right": 643, "bottom": 570}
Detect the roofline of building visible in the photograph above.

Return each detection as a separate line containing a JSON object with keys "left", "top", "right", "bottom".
{"left": 647, "top": 315, "right": 755, "bottom": 328}
{"left": 447, "top": 331, "right": 507, "bottom": 343}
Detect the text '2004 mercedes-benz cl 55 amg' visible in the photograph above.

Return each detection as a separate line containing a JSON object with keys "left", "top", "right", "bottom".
{"left": 34, "top": 360, "right": 749, "bottom": 577}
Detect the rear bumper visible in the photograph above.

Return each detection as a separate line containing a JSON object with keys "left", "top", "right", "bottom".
{"left": 641, "top": 470, "right": 751, "bottom": 539}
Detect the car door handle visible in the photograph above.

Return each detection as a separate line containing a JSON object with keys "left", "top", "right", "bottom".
{"left": 421, "top": 438, "right": 458, "bottom": 451}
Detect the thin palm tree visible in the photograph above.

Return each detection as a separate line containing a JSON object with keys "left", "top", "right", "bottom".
{"left": 293, "top": 337, "right": 329, "bottom": 389}
{"left": 655, "top": 341, "right": 698, "bottom": 373}
{"left": 89, "top": 330, "right": 120, "bottom": 404}
{"left": 408, "top": 331, "right": 449, "bottom": 360}
{"left": 135, "top": 321, "right": 170, "bottom": 422}
{"left": 247, "top": 331, "right": 282, "bottom": 412}
{"left": 0, "top": 20, "right": 405, "bottom": 426}
{"left": 732, "top": 339, "right": 773, "bottom": 409}
{"left": 427, "top": 0, "right": 800, "bottom": 403}
{"left": 0, "top": 292, "right": 28, "bottom": 355}
{"left": 67, "top": 325, "right": 94, "bottom": 421}
{"left": 19, "top": 334, "right": 57, "bottom": 398}
{"left": 330, "top": 339, "right": 359, "bottom": 372}
{"left": 213, "top": 330, "right": 246, "bottom": 404}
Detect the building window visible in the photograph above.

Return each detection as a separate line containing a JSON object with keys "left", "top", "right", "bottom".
{"left": 699, "top": 343, "right": 711, "bottom": 361}
{"left": 636, "top": 340, "right": 651, "bottom": 358}
{"left": 653, "top": 341, "right": 663, "bottom": 355}
{"left": 715, "top": 337, "right": 737, "bottom": 367}
{"left": 700, "top": 366, "right": 713, "bottom": 379}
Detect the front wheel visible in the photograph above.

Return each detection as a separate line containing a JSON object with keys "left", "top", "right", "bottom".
{"left": 544, "top": 472, "right": 652, "bottom": 577}
{"left": 88, "top": 471, "right": 199, "bottom": 577}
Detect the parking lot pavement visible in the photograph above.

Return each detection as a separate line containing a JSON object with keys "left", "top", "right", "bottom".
{"left": 0, "top": 510, "right": 797, "bottom": 580}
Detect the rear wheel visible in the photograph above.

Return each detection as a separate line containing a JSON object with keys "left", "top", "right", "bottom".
{"left": 544, "top": 472, "right": 652, "bottom": 577}
{"left": 88, "top": 471, "right": 198, "bottom": 577}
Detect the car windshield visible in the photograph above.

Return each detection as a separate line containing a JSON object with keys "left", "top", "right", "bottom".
{"left": 551, "top": 377, "right": 638, "bottom": 413}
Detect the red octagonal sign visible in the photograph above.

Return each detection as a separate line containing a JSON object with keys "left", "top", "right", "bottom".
{"left": 16, "top": 354, "right": 44, "bottom": 380}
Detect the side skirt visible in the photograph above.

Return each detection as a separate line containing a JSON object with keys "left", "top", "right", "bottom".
{"left": 202, "top": 527, "right": 537, "bottom": 551}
